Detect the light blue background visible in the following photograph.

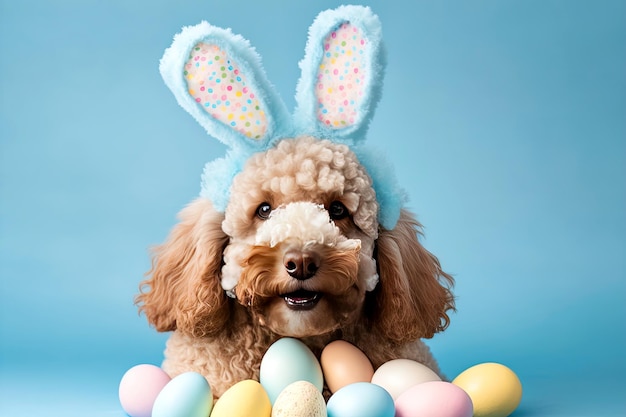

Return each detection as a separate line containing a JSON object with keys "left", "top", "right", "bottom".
{"left": 1, "top": 0, "right": 624, "bottom": 416}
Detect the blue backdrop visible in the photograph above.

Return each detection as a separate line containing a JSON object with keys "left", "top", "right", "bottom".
{"left": 1, "top": 0, "right": 624, "bottom": 416}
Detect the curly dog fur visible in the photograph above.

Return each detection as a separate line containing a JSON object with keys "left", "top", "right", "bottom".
{"left": 136, "top": 136, "right": 454, "bottom": 398}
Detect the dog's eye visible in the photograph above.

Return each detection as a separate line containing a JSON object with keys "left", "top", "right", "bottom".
{"left": 256, "top": 202, "right": 272, "bottom": 220}
{"left": 328, "top": 201, "right": 349, "bottom": 220}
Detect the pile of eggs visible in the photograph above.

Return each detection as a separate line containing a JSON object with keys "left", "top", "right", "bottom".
{"left": 119, "top": 338, "right": 522, "bottom": 417}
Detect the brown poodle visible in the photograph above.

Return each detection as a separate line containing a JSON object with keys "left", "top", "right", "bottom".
{"left": 136, "top": 136, "right": 454, "bottom": 398}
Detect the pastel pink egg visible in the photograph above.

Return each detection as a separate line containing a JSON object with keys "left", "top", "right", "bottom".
{"left": 395, "top": 381, "right": 473, "bottom": 417}
{"left": 119, "top": 364, "right": 171, "bottom": 417}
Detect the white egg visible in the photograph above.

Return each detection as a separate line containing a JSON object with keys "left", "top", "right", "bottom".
{"left": 371, "top": 359, "right": 441, "bottom": 399}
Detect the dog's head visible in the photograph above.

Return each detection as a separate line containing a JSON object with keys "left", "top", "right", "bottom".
{"left": 221, "top": 136, "right": 378, "bottom": 337}
{"left": 136, "top": 135, "right": 454, "bottom": 342}
{"left": 136, "top": 6, "right": 454, "bottom": 343}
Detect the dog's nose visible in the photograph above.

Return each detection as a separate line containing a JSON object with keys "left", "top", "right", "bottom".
{"left": 284, "top": 251, "right": 320, "bottom": 280}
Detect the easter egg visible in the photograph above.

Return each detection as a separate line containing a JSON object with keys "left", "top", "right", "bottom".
{"left": 371, "top": 359, "right": 441, "bottom": 400}
{"left": 152, "top": 372, "right": 212, "bottom": 417}
{"left": 452, "top": 362, "right": 522, "bottom": 417}
{"left": 321, "top": 340, "right": 374, "bottom": 393}
{"left": 211, "top": 379, "right": 271, "bottom": 417}
{"left": 327, "top": 382, "right": 395, "bottom": 417}
{"left": 272, "top": 380, "right": 326, "bottom": 417}
{"left": 395, "top": 381, "right": 473, "bottom": 417}
{"left": 260, "top": 337, "right": 323, "bottom": 404}
{"left": 118, "top": 364, "right": 171, "bottom": 417}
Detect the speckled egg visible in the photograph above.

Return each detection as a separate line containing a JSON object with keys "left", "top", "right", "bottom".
{"left": 272, "top": 381, "right": 326, "bottom": 417}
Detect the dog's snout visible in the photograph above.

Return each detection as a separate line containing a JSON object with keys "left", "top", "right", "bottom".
{"left": 284, "top": 251, "right": 320, "bottom": 280}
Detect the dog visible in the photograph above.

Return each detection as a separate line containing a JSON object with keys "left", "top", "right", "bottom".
{"left": 135, "top": 138, "right": 454, "bottom": 397}
{"left": 135, "top": 6, "right": 455, "bottom": 399}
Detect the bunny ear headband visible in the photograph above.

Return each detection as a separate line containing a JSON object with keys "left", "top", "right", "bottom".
{"left": 160, "top": 5, "right": 405, "bottom": 229}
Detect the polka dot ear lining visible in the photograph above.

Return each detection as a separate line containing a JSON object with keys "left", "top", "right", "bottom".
{"left": 159, "top": 5, "right": 403, "bottom": 230}
{"left": 185, "top": 43, "right": 268, "bottom": 140}
{"left": 294, "top": 5, "right": 385, "bottom": 146}
{"left": 316, "top": 23, "right": 369, "bottom": 129}
{"left": 159, "top": 22, "right": 292, "bottom": 153}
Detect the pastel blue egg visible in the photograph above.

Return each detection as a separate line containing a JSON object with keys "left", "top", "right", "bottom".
{"left": 259, "top": 337, "right": 324, "bottom": 404}
{"left": 327, "top": 382, "right": 395, "bottom": 417}
{"left": 152, "top": 372, "right": 213, "bottom": 417}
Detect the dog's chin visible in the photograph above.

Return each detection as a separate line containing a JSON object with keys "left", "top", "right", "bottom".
{"left": 256, "top": 292, "right": 362, "bottom": 337}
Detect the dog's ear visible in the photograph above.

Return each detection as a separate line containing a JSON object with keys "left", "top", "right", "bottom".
{"left": 135, "top": 198, "right": 230, "bottom": 337}
{"left": 368, "top": 209, "right": 455, "bottom": 342}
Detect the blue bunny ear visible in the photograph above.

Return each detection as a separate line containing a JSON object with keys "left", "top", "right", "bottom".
{"left": 293, "top": 5, "right": 386, "bottom": 145}
{"left": 160, "top": 21, "right": 292, "bottom": 153}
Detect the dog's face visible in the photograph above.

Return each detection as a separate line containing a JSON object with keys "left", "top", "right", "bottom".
{"left": 221, "top": 136, "right": 380, "bottom": 337}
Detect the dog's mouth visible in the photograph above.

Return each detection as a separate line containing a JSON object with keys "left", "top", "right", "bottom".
{"left": 282, "top": 290, "right": 321, "bottom": 310}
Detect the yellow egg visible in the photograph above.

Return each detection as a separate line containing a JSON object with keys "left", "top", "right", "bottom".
{"left": 321, "top": 340, "right": 374, "bottom": 393}
{"left": 211, "top": 380, "right": 271, "bottom": 417}
{"left": 452, "top": 363, "right": 522, "bottom": 417}
{"left": 272, "top": 381, "right": 326, "bottom": 417}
